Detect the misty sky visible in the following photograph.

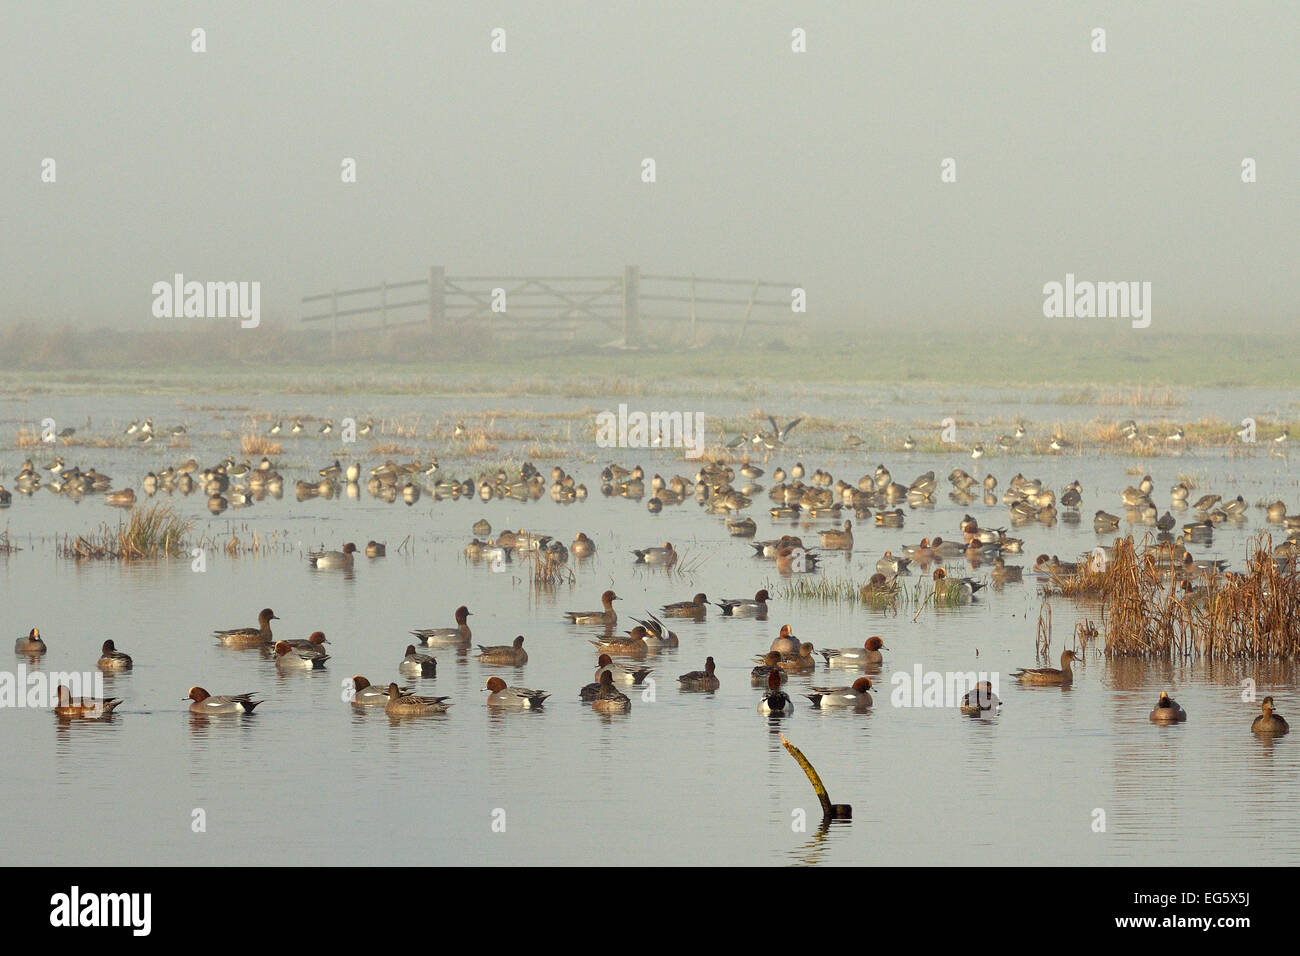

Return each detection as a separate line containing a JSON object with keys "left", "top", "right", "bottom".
{"left": 2, "top": 1, "right": 1296, "bottom": 331}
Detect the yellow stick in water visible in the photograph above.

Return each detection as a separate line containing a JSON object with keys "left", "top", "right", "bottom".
{"left": 781, "top": 734, "right": 851, "bottom": 819}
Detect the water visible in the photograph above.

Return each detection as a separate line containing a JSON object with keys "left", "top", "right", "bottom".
{"left": 2, "top": 387, "right": 1299, "bottom": 865}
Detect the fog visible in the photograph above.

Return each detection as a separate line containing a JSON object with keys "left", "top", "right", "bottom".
{"left": 2, "top": 1, "right": 1296, "bottom": 334}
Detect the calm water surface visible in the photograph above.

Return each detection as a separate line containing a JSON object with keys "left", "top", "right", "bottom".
{"left": 2, "top": 388, "right": 1298, "bottom": 865}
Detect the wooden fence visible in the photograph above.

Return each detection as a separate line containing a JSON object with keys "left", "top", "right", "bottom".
{"left": 301, "top": 266, "right": 798, "bottom": 352}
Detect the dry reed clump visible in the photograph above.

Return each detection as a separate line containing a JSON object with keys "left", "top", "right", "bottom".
{"left": 1053, "top": 534, "right": 1300, "bottom": 659}
{"left": 241, "top": 432, "right": 282, "bottom": 456}
{"left": 520, "top": 548, "right": 575, "bottom": 588}
{"left": 57, "top": 504, "right": 192, "bottom": 560}
{"left": 0, "top": 529, "right": 20, "bottom": 553}
{"left": 15, "top": 427, "right": 41, "bottom": 448}
{"left": 369, "top": 442, "right": 415, "bottom": 456}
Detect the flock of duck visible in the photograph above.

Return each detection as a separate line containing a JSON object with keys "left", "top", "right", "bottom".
{"left": 6, "top": 413, "right": 1296, "bottom": 739}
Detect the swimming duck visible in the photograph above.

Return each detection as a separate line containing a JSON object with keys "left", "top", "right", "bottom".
{"left": 819, "top": 636, "right": 886, "bottom": 667}
{"left": 662, "top": 593, "right": 709, "bottom": 617}
{"left": 750, "top": 651, "right": 789, "bottom": 685}
{"left": 632, "top": 541, "right": 677, "bottom": 565}
{"left": 677, "top": 657, "right": 720, "bottom": 691}
{"left": 818, "top": 520, "right": 854, "bottom": 551}
{"left": 212, "top": 608, "right": 277, "bottom": 647}
{"left": 399, "top": 645, "right": 438, "bottom": 677}
{"left": 410, "top": 606, "right": 473, "bottom": 646}
{"left": 960, "top": 681, "right": 1002, "bottom": 717}
{"left": 806, "top": 677, "right": 873, "bottom": 709}
{"left": 564, "top": 590, "right": 620, "bottom": 625}
{"left": 96, "top": 639, "right": 133, "bottom": 671}
{"left": 350, "top": 675, "right": 412, "bottom": 706}
{"left": 1251, "top": 696, "right": 1289, "bottom": 735}
{"left": 384, "top": 683, "right": 451, "bottom": 716}
{"left": 105, "top": 488, "right": 136, "bottom": 508}
{"left": 777, "top": 642, "right": 818, "bottom": 674}
{"left": 590, "top": 670, "right": 632, "bottom": 714}
{"left": 186, "top": 687, "right": 262, "bottom": 715}
{"left": 308, "top": 542, "right": 357, "bottom": 569}
{"left": 54, "top": 685, "right": 123, "bottom": 720}
{"left": 714, "top": 589, "right": 771, "bottom": 618}
{"left": 485, "top": 676, "right": 549, "bottom": 709}
{"left": 14, "top": 627, "right": 46, "bottom": 656}
{"left": 769, "top": 624, "right": 799, "bottom": 655}
{"left": 571, "top": 532, "right": 597, "bottom": 557}
{"left": 579, "top": 655, "right": 652, "bottom": 700}
{"left": 758, "top": 669, "right": 794, "bottom": 715}
{"left": 634, "top": 614, "right": 679, "bottom": 647}
{"left": 876, "top": 551, "right": 911, "bottom": 574}
{"left": 1149, "top": 691, "right": 1186, "bottom": 723}
{"left": 275, "top": 640, "right": 329, "bottom": 670}
{"left": 590, "top": 626, "right": 649, "bottom": 658}
{"left": 990, "top": 557, "right": 1023, "bottom": 584}
{"left": 365, "top": 541, "right": 385, "bottom": 557}
{"left": 1010, "top": 649, "right": 1080, "bottom": 686}
{"left": 476, "top": 635, "right": 529, "bottom": 666}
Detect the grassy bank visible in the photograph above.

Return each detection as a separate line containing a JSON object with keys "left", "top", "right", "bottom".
{"left": 0, "top": 323, "right": 1295, "bottom": 393}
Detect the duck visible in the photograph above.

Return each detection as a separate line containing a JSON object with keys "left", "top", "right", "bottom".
{"left": 590, "top": 626, "right": 649, "bottom": 658}
{"left": 990, "top": 557, "right": 1023, "bottom": 584}
{"left": 350, "top": 675, "right": 412, "bottom": 706}
{"left": 1251, "top": 696, "right": 1289, "bottom": 735}
{"left": 715, "top": 589, "right": 770, "bottom": 617}
{"left": 365, "top": 541, "right": 386, "bottom": 558}
{"left": 806, "top": 677, "right": 873, "bottom": 709}
{"left": 476, "top": 635, "right": 529, "bottom": 666}
{"left": 54, "top": 686, "right": 123, "bottom": 720}
{"left": 632, "top": 542, "right": 677, "bottom": 565}
{"left": 96, "top": 639, "right": 133, "bottom": 671}
{"left": 778, "top": 642, "right": 818, "bottom": 674}
{"left": 860, "top": 573, "right": 900, "bottom": 600}
{"left": 960, "top": 682, "right": 1002, "bottom": 717}
{"left": 758, "top": 668, "right": 794, "bottom": 715}
{"left": 818, "top": 520, "right": 854, "bottom": 551}
{"left": 580, "top": 655, "right": 652, "bottom": 699}
{"left": 485, "top": 676, "right": 548, "bottom": 709}
{"left": 776, "top": 545, "right": 820, "bottom": 574}
{"left": 590, "top": 670, "right": 632, "bottom": 714}
{"left": 661, "top": 593, "right": 709, "bottom": 617}
{"left": 1149, "top": 691, "right": 1187, "bottom": 723}
{"left": 105, "top": 488, "right": 136, "bottom": 508}
{"left": 564, "top": 590, "right": 620, "bottom": 625}
{"left": 726, "top": 517, "right": 757, "bottom": 537}
{"left": 274, "top": 640, "right": 330, "bottom": 670}
{"left": 384, "top": 683, "right": 451, "bottom": 716}
{"left": 1010, "top": 649, "right": 1081, "bottom": 686}
{"left": 571, "top": 532, "right": 597, "bottom": 557}
{"left": 932, "top": 567, "right": 984, "bottom": 599}
{"left": 751, "top": 651, "right": 789, "bottom": 686}
{"left": 634, "top": 614, "right": 679, "bottom": 648}
{"left": 677, "top": 657, "right": 720, "bottom": 691}
{"left": 819, "top": 636, "right": 886, "bottom": 667}
{"left": 391, "top": 645, "right": 436, "bottom": 678}
{"left": 769, "top": 624, "right": 799, "bottom": 655}
{"left": 876, "top": 551, "right": 911, "bottom": 575}
{"left": 14, "top": 627, "right": 46, "bottom": 656}
{"left": 212, "top": 608, "right": 278, "bottom": 647}
{"left": 410, "top": 606, "right": 473, "bottom": 646}
{"left": 185, "top": 687, "right": 262, "bottom": 715}
{"left": 308, "top": 542, "right": 357, "bottom": 569}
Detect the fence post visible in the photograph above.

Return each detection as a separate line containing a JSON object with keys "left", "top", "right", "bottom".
{"left": 428, "top": 265, "right": 445, "bottom": 333}
{"left": 330, "top": 289, "right": 338, "bottom": 357}
{"left": 623, "top": 264, "right": 640, "bottom": 347}
{"left": 380, "top": 280, "right": 388, "bottom": 329}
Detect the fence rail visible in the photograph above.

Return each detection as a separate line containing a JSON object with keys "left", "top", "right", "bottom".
{"left": 300, "top": 265, "right": 800, "bottom": 352}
